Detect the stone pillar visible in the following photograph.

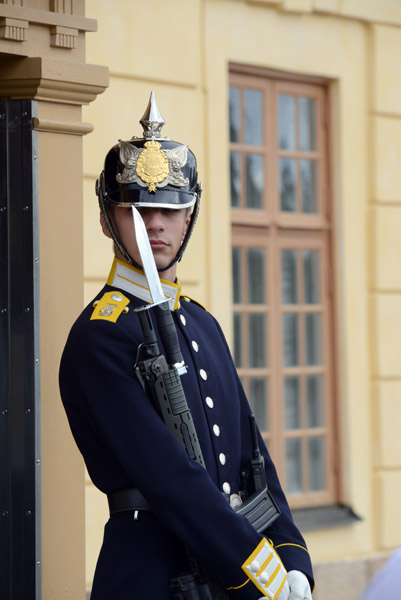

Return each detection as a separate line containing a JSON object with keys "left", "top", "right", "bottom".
{"left": 0, "top": 3, "right": 108, "bottom": 598}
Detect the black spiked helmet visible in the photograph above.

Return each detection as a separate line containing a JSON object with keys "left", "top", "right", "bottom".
{"left": 96, "top": 91, "right": 201, "bottom": 272}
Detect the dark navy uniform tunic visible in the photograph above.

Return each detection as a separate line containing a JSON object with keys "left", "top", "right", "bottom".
{"left": 59, "top": 260, "right": 314, "bottom": 599}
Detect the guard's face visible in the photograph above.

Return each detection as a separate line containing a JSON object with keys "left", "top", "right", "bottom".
{"left": 104, "top": 205, "right": 190, "bottom": 276}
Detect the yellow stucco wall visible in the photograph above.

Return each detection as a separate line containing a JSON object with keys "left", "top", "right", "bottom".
{"left": 82, "top": 0, "right": 401, "bottom": 590}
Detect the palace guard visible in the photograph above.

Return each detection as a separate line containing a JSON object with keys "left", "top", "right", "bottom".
{"left": 59, "top": 93, "right": 314, "bottom": 599}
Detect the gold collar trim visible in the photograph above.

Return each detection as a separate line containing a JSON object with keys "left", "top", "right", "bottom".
{"left": 107, "top": 258, "right": 181, "bottom": 311}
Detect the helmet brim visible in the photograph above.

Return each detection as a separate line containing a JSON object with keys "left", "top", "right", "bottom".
{"left": 107, "top": 187, "right": 197, "bottom": 210}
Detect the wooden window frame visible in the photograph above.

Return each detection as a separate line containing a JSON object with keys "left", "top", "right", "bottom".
{"left": 230, "top": 66, "right": 338, "bottom": 508}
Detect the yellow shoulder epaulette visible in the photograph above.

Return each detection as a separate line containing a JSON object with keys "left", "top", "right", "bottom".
{"left": 90, "top": 291, "right": 130, "bottom": 323}
{"left": 180, "top": 294, "right": 207, "bottom": 312}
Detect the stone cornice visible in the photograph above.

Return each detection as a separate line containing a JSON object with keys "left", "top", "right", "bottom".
{"left": 0, "top": 5, "right": 97, "bottom": 32}
{"left": 0, "top": 57, "right": 109, "bottom": 105}
{"left": 33, "top": 117, "right": 94, "bottom": 136}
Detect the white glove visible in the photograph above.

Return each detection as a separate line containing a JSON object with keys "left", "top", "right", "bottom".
{"left": 287, "top": 570, "right": 312, "bottom": 600}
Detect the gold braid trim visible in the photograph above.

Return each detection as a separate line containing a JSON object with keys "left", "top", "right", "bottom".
{"left": 226, "top": 577, "right": 250, "bottom": 591}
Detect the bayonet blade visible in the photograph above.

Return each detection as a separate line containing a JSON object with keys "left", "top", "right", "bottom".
{"left": 131, "top": 205, "right": 186, "bottom": 374}
{"left": 131, "top": 205, "right": 167, "bottom": 306}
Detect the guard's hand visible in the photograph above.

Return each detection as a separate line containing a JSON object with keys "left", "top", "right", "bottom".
{"left": 287, "top": 570, "right": 312, "bottom": 600}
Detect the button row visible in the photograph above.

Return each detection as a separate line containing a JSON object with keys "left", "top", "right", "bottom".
{"left": 181, "top": 319, "right": 227, "bottom": 474}
{"left": 178, "top": 311, "right": 199, "bottom": 354}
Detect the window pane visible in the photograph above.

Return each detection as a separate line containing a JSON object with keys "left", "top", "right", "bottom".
{"left": 250, "top": 378, "right": 268, "bottom": 431}
{"left": 281, "top": 249, "right": 298, "bottom": 304}
{"left": 301, "top": 159, "right": 317, "bottom": 213}
{"left": 279, "top": 158, "right": 296, "bottom": 212}
{"left": 305, "top": 313, "right": 322, "bottom": 366}
{"left": 232, "top": 247, "right": 241, "bottom": 304}
{"left": 278, "top": 94, "right": 295, "bottom": 150}
{"left": 244, "top": 89, "right": 263, "bottom": 146}
{"left": 284, "top": 376, "right": 301, "bottom": 429}
{"left": 303, "top": 250, "right": 320, "bottom": 304}
{"left": 307, "top": 375, "right": 324, "bottom": 428}
{"left": 229, "top": 86, "right": 240, "bottom": 143}
{"left": 308, "top": 436, "right": 326, "bottom": 491}
{"left": 286, "top": 438, "right": 303, "bottom": 494}
{"left": 248, "top": 248, "right": 265, "bottom": 304}
{"left": 249, "top": 314, "right": 267, "bottom": 368}
{"left": 246, "top": 154, "right": 264, "bottom": 209}
{"left": 230, "top": 151, "right": 241, "bottom": 208}
{"left": 283, "top": 313, "right": 299, "bottom": 366}
{"left": 299, "top": 97, "right": 316, "bottom": 151}
{"left": 233, "top": 313, "right": 242, "bottom": 367}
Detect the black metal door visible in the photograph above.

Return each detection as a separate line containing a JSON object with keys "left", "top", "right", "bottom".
{"left": 0, "top": 100, "right": 41, "bottom": 600}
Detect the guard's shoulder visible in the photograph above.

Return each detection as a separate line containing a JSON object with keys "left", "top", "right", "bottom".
{"left": 90, "top": 290, "right": 130, "bottom": 323}
{"left": 180, "top": 295, "right": 207, "bottom": 312}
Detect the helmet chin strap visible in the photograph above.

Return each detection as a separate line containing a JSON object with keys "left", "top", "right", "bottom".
{"left": 97, "top": 172, "right": 140, "bottom": 268}
{"left": 96, "top": 171, "right": 201, "bottom": 275}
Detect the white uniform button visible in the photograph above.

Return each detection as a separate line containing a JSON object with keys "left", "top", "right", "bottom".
{"left": 219, "top": 453, "right": 226, "bottom": 465}
{"left": 180, "top": 314, "right": 186, "bottom": 326}
{"left": 222, "top": 482, "right": 231, "bottom": 495}
{"left": 192, "top": 340, "right": 199, "bottom": 352}
{"left": 260, "top": 573, "right": 269, "bottom": 584}
{"left": 250, "top": 560, "right": 260, "bottom": 574}
{"left": 206, "top": 397, "right": 214, "bottom": 409}
{"left": 111, "top": 294, "right": 123, "bottom": 301}
{"left": 213, "top": 424, "right": 220, "bottom": 437}
{"left": 200, "top": 369, "right": 207, "bottom": 381}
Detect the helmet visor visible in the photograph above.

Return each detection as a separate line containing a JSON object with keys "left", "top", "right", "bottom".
{"left": 108, "top": 187, "right": 197, "bottom": 210}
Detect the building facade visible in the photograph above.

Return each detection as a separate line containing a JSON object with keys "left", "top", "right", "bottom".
{"left": 1, "top": 1, "right": 401, "bottom": 599}
{"left": 83, "top": 1, "right": 401, "bottom": 598}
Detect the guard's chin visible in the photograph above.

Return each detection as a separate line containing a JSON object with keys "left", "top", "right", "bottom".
{"left": 156, "top": 264, "right": 170, "bottom": 273}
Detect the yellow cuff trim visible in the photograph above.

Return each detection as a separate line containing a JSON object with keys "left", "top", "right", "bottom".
{"left": 226, "top": 577, "right": 250, "bottom": 591}
{"left": 257, "top": 551, "right": 273, "bottom": 576}
{"left": 274, "top": 572, "right": 288, "bottom": 599}
{"left": 242, "top": 539, "right": 287, "bottom": 599}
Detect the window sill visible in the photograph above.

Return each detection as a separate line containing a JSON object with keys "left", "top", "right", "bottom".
{"left": 292, "top": 504, "right": 362, "bottom": 532}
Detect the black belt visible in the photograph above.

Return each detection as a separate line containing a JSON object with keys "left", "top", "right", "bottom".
{"left": 107, "top": 488, "right": 151, "bottom": 516}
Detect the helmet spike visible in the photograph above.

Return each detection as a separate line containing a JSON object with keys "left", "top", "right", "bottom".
{"left": 140, "top": 91, "right": 166, "bottom": 139}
